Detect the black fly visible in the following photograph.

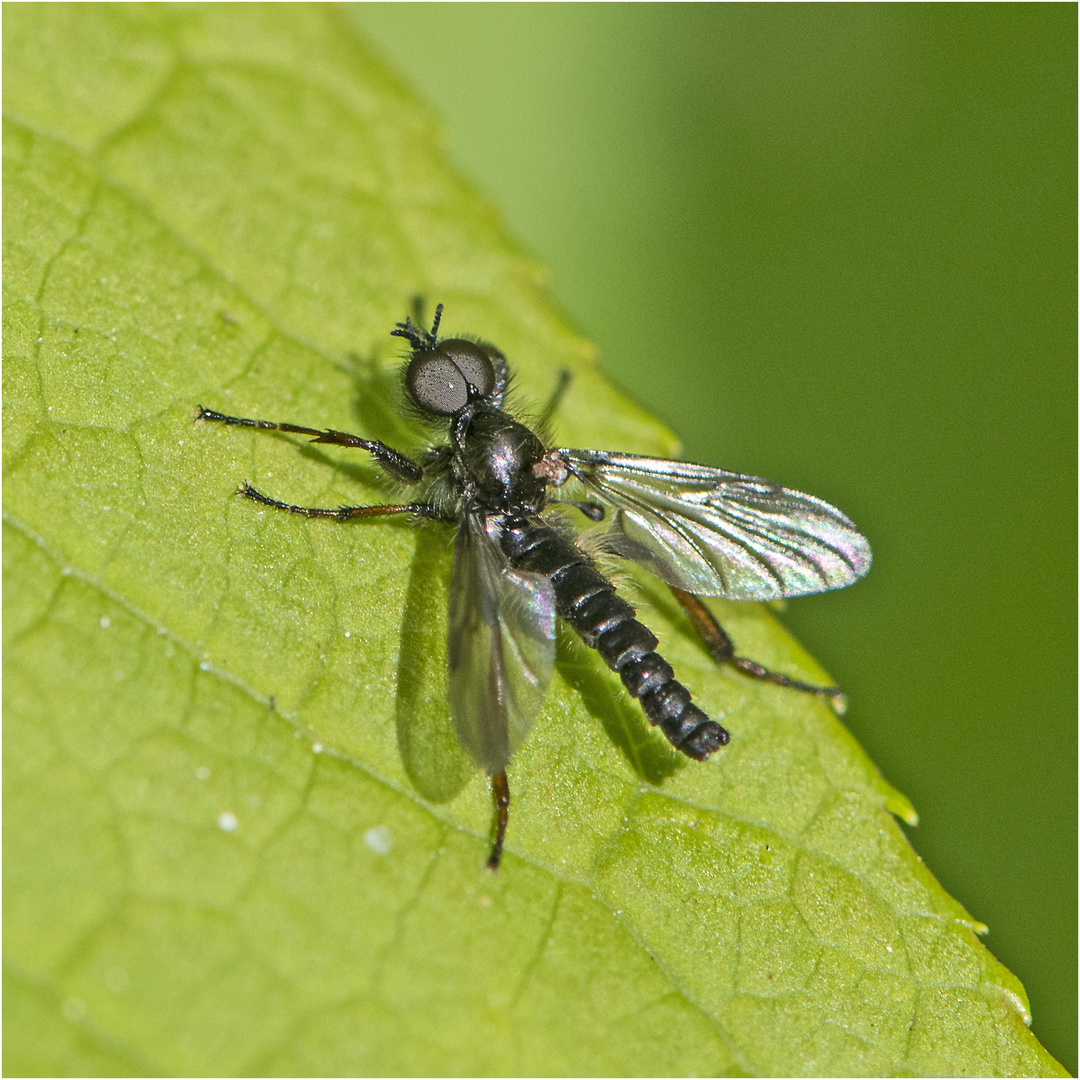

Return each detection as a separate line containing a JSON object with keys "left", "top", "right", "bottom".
{"left": 197, "top": 304, "right": 871, "bottom": 869}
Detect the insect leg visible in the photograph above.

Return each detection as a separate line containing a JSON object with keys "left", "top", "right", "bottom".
{"left": 239, "top": 482, "right": 441, "bottom": 521}
{"left": 671, "top": 587, "right": 848, "bottom": 714}
{"left": 196, "top": 406, "right": 424, "bottom": 483}
{"left": 537, "top": 369, "right": 572, "bottom": 429}
{"left": 549, "top": 499, "right": 605, "bottom": 522}
{"left": 486, "top": 771, "right": 510, "bottom": 871}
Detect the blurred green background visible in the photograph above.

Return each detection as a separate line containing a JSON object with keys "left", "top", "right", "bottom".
{"left": 351, "top": 4, "right": 1075, "bottom": 1070}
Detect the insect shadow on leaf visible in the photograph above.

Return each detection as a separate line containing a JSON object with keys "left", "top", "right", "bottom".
{"left": 196, "top": 303, "right": 871, "bottom": 870}
{"left": 394, "top": 523, "right": 475, "bottom": 803}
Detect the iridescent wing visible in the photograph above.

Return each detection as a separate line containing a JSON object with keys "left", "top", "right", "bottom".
{"left": 447, "top": 513, "right": 557, "bottom": 774}
{"left": 559, "top": 449, "right": 872, "bottom": 601}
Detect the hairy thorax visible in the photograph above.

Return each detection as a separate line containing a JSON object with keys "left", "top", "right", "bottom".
{"left": 461, "top": 408, "right": 548, "bottom": 513}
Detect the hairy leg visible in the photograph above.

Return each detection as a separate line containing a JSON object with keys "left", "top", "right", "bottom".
{"left": 238, "top": 482, "right": 440, "bottom": 522}
{"left": 197, "top": 405, "right": 424, "bottom": 483}
{"left": 671, "top": 587, "right": 847, "bottom": 714}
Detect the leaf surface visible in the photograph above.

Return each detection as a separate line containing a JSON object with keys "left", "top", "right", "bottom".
{"left": 2, "top": 6, "right": 1063, "bottom": 1076}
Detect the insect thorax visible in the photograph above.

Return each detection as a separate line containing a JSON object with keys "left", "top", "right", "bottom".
{"left": 459, "top": 407, "right": 548, "bottom": 514}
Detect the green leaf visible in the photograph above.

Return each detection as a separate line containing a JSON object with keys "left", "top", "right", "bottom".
{"left": 2, "top": 6, "right": 1064, "bottom": 1076}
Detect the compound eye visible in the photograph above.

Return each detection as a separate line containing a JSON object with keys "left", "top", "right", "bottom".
{"left": 405, "top": 354, "right": 469, "bottom": 415}
{"left": 438, "top": 340, "right": 496, "bottom": 398}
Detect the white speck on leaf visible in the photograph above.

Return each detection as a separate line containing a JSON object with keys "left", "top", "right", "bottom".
{"left": 61, "top": 997, "right": 86, "bottom": 1023}
{"left": 196, "top": 766, "right": 210, "bottom": 781}
{"left": 363, "top": 826, "right": 394, "bottom": 855}
{"left": 99, "top": 616, "right": 110, "bottom": 629}
{"left": 218, "top": 811, "right": 238, "bottom": 832}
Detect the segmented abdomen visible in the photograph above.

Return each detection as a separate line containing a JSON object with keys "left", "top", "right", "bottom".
{"left": 501, "top": 519, "right": 729, "bottom": 759}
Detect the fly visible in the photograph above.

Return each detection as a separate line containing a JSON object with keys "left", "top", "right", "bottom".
{"left": 197, "top": 304, "right": 871, "bottom": 869}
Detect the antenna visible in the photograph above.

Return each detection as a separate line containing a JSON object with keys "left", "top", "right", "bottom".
{"left": 391, "top": 302, "right": 444, "bottom": 351}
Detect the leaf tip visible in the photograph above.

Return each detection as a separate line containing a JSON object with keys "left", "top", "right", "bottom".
{"left": 999, "top": 986, "right": 1033, "bottom": 1027}
{"left": 881, "top": 782, "right": 918, "bottom": 826}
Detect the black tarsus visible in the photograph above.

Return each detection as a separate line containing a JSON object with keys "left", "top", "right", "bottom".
{"left": 670, "top": 587, "right": 848, "bottom": 714}
{"left": 487, "top": 771, "right": 510, "bottom": 871}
